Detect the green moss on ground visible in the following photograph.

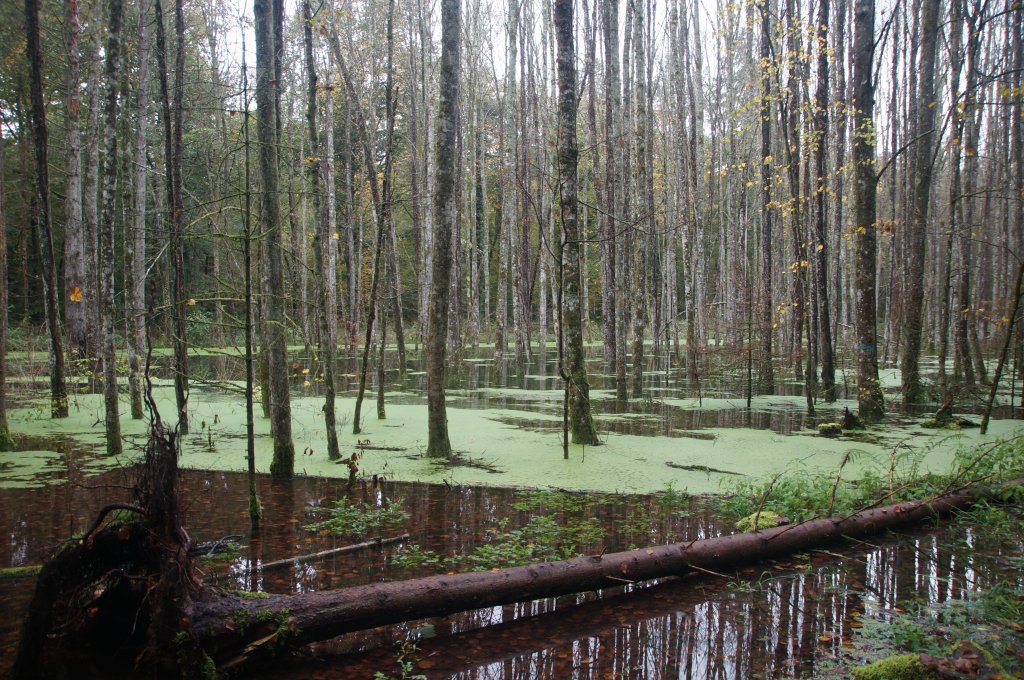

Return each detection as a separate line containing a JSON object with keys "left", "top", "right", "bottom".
{"left": 850, "top": 654, "right": 933, "bottom": 680}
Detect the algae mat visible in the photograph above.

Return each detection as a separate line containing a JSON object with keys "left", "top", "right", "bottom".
{"left": 3, "top": 387, "right": 1021, "bottom": 493}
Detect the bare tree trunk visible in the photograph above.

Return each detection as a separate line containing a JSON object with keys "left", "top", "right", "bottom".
{"left": 126, "top": 0, "right": 151, "bottom": 421}
{"left": 426, "top": 0, "right": 461, "bottom": 458}
{"left": 852, "top": 0, "right": 884, "bottom": 421}
{"left": 63, "top": 0, "right": 88, "bottom": 363}
{"left": 812, "top": 0, "right": 837, "bottom": 401}
{"left": 0, "top": 139, "right": 14, "bottom": 449}
{"left": 554, "top": 0, "right": 598, "bottom": 446}
{"left": 25, "top": 0, "right": 69, "bottom": 418}
{"left": 757, "top": 1, "right": 775, "bottom": 393}
{"left": 938, "top": 0, "right": 964, "bottom": 388}
{"left": 98, "top": 0, "right": 124, "bottom": 455}
{"left": 255, "top": 0, "right": 294, "bottom": 478}
{"left": 303, "top": 0, "right": 340, "bottom": 461}
{"left": 900, "top": 0, "right": 941, "bottom": 405}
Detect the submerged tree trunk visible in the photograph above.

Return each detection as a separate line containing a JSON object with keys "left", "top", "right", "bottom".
{"left": 25, "top": 0, "right": 69, "bottom": 419}
{"left": 426, "top": 0, "right": 461, "bottom": 458}
{"left": 851, "top": 0, "right": 884, "bottom": 422}
{"left": 554, "top": 0, "right": 598, "bottom": 446}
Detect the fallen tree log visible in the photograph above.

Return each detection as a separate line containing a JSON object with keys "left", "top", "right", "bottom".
{"left": 190, "top": 479, "right": 1023, "bottom": 670}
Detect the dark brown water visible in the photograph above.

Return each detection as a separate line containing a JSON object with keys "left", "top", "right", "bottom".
{"left": 1, "top": 462, "right": 1021, "bottom": 679}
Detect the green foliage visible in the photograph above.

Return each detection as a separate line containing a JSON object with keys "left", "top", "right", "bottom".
{"left": 303, "top": 498, "right": 409, "bottom": 538}
{"left": 390, "top": 544, "right": 443, "bottom": 570}
{"left": 393, "top": 513, "right": 605, "bottom": 572}
{"left": 720, "top": 466, "right": 888, "bottom": 523}
{"left": 373, "top": 642, "right": 427, "bottom": 680}
{"left": 952, "top": 436, "right": 1024, "bottom": 494}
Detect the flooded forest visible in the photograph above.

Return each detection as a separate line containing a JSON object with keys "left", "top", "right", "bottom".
{"left": 1, "top": 0, "right": 1023, "bottom": 675}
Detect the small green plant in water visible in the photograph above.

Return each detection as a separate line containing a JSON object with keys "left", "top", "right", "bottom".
{"left": 304, "top": 497, "right": 409, "bottom": 538}
{"left": 373, "top": 642, "right": 427, "bottom": 680}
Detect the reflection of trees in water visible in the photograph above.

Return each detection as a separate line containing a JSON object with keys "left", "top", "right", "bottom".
{"left": 1, "top": 463, "right": 1018, "bottom": 679}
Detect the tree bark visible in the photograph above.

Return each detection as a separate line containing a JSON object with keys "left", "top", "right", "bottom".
{"left": 25, "top": 0, "right": 69, "bottom": 419}
{"left": 758, "top": 1, "right": 776, "bottom": 393}
{"left": 63, "top": 0, "right": 88, "bottom": 363}
{"left": 304, "top": 0, "right": 340, "bottom": 461}
{"left": 426, "top": 0, "right": 461, "bottom": 458}
{"left": 98, "top": 0, "right": 124, "bottom": 456}
{"left": 813, "top": 0, "right": 837, "bottom": 401}
{"left": 126, "top": 0, "right": 151, "bottom": 420}
{"left": 852, "top": 0, "right": 884, "bottom": 421}
{"left": 900, "top": 0, "right": 941, "bottom": 405}
{"left": 555, "top": 0, "right": 599, "bottom": 446}
{"left": 255, "top": 0, "right": 295, "bottom": 478}
{"left": 0, "top": 139, "right": 13, "bottom": 449}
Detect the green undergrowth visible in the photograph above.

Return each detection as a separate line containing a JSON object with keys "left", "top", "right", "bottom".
{"left": 303, "top": 497, "right": 410, "bottom": 538}
{"left": 392, "top": 486, "right": 695, "bottom": 572}
{"left": 719, "top": 434, "right": 1024, "bottom": 527}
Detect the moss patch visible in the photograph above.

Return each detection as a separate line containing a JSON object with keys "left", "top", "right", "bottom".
{"left": 0, "top": 564, "right": 42, "bottom": 580}
{"left": 734, "top": 511, "right": 785, "bottom": 532}
{"left": 851, "top": 654, "right": 933, "bottom": 680}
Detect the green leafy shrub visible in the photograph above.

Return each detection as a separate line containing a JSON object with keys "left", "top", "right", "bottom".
{"left": 304, "top": 498, "right": 409, "bottom": 538}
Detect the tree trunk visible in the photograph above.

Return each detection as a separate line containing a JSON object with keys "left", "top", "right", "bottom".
{"left": 900, "top": 0, "right": 941, "bottom": 405}
{"left": 25, "top": 0, "right": 70, "bottom": 419}
{"left": 126, "top": 0, "right": 150, "bottom": 420}
{"left": 98, "top": 0, "right": 124, "bottom": 456}
{"left": 758, "top": 1, "right": 775, "bottom": 393}
{"left": 813, "top": 0, "right": 837, "bottom": 401}
{"left": 255, "top": 0, "right": 295, "bottom": 478}
{"left": 304, "top": 0, "right": 340, "bottom": 461}
{"left": 0, "top": 139, "right": 13, "bottom": 449}
{"left": 425, "top": 0, "right": 460, "bottom": 458}
{"left": 555, "top": 0, "right": 599, "bottom": 446}
{"left": 852, "top": 0, "right": 884, "bottom": 421}
{"left": 63, "top": 0, "right": 88, "bottom": 363}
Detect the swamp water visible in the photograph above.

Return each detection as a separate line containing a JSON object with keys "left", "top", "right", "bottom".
{"left": 1, "top": 346, "right": 1022, "bottom": 677}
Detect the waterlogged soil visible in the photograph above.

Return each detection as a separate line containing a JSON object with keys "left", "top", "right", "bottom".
{"left": 0, "top": 466, "right": 1021, "bottom": 678}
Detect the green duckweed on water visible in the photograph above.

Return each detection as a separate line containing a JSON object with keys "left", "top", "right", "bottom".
{"left": 4, "top": 385, "right": 1021, "bottom": 493}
